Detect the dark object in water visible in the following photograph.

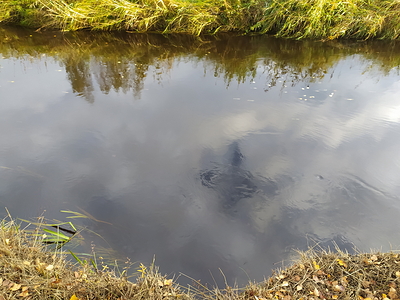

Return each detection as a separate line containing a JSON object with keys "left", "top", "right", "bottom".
{"left": 51, "top": 225, "right": 77, "bottom": 236}
{"left": 201, "top": 167, "right": 258, "bottom": 207}
{"left": 200, "top": 141, "right": 277, "bottom": 208}
{"left": 229, "top": 141, "right": 244, "bottom": 167}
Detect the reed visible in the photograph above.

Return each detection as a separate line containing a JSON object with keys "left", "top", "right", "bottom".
{"left": 254, "top": 0, "right": 400, "bottom": 40}
{"left": 1, "top": 0, "right": 400, "bottom": 39}
{"left": 0, "top": 0, "right": 265, "bottom": 34}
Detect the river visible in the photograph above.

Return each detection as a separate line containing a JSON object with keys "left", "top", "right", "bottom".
{"left": 1, "top": 26, "right": 400, "bottom": 287}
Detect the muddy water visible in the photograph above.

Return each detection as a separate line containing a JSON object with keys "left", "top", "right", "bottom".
{"left": 1, "top": 26, "right": 400, "bottom": 286}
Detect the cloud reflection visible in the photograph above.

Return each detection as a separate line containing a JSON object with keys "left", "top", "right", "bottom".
{"left": 1, "top": 30, "right": 400, "bottom": 286}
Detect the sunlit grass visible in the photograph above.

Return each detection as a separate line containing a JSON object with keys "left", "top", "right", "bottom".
{"left": 1, "top": 0, "right": 399, "bottom": 39}
{"left": 253, "top": 0, "right": 400, "bottom": 40}
{"left": 0, "top": 0, "right": 265, "bottom": 34}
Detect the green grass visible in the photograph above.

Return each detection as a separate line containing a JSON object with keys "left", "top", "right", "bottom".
{"left": 252, "top": 0, "right": 400, "bottom": 39}
{"left": 1, "top": 0, "right": 400, "bottom": 39}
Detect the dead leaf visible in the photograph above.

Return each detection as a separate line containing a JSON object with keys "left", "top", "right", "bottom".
{"left": 370, "top": 255, "right": 378, "bottom": 261}
{"left": 388, "top": 287, "right": 397, "bottom": 299}
{"left": 296, "top": 285, "right": 303, "bottom": 291}
{"left": 275, "top": 291, "right": 284, "bottom": 298}
{"left": 363, "top": 258, "right": 371, "bottom": 265}
{"left": 340, "top": 276, "right": 348, "bottom": 287}
{"left": 69, "top": 295, "right": 79, "bottom": 300}
{"left": 362, "top": 281, "right": 370, "bottom": 288}
{"left": 396, "top": 271, "right": 400, "bottom": 278}
{"left": 313, "top": 287, "right": 320, "bottom": 297}
{"left": 313, "top": 275, "right": 323, "bottom": 284}
{"left": 163, "top": 279, "right": 173, "bottom": 286}
{"left": 313, "top": 261, "right": 320, "bottom": 270}
{"left": 282, "top": 281, "right": 289, "bottom": 287}
{"left": 2, "top": 280, "right": 11, "bottom": 287}
{"left": 294, "top": 275, "right": 301, "bottom": 282}
{"left": 10, "top": 283, "right": 21, "bottom": 291}
{"left": 51, "top": 279, "right": 61, "bottom": 285}
{"left": 18, "top": 290, "right": 29, "bottom": 297}
{"left": 333, "top": 285, "right": 345, "bottom": 292}
{"left": 337, "top": 259, "right": 347, "bottom": 268}
{"left": 46, "top": 264, "right": 54, "bottom": 271}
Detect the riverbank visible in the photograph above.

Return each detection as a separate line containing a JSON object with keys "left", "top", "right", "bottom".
{"left": 1, "top": 217, "right": 399, "bottom": 299}
{"left": 1, "top": 0, "right": 400, "bottom": 39}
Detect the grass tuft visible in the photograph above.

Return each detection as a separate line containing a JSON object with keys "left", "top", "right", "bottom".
{"left": 0, "top": 212, "right": 193, "bottom": 300}
{"left": 1, "top": 211, "right": 400, "bottom": 299}
{"left": 242, "top": 246, "right": 400, "bottom": 300}
{"left": 2, "top": 0, "right": 399, "bottom": 39}
{"left": 255, "top": 0, "right": 400, "bottom": 40}
{"left": 0, "top": 0, "right": 400, "bottom": 40}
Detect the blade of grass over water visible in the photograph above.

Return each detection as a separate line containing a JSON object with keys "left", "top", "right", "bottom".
{"left": 1, "top": 0, "right": 400, "bottom": 39}
{"left": 62, "top": 208, "right": 113, "bottom": 225}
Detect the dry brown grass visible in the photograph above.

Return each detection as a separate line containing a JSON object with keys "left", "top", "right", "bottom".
{"left": 241, "top": 247, "right": 400, "bottom": 300}
{"left": 0, "top": 215, "right": 192, "bottom": 300}
{"left": 1, "top": 214, "right": 400, "bottom": 300}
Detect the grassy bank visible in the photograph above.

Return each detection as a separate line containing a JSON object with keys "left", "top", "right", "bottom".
{"left": 1, "top": 215, "right": 400, "bottom": 299}
{"left": 1, "top": 0, "right": 400, "bottom": 39}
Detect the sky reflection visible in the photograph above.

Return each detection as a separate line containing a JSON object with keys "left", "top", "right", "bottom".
{"left": 1, "top": 31, "right": 400, "bottom": 286}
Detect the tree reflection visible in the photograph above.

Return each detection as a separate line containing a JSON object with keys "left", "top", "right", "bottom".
{"left": 64, "top": 56, "right": 95, "bottom": 102}
{"left": 0, "top": 26, "right": 399, "bottom": 102}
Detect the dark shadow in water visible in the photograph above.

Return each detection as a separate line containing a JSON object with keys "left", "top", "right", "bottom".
{"left": 200, "top": 142, "right": 277, "bottom": 210}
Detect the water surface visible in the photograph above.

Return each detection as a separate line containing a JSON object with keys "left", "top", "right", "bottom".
{"left": 1, "top": 26, "right": 400, "bottom": 286}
